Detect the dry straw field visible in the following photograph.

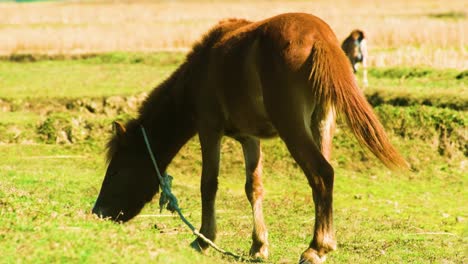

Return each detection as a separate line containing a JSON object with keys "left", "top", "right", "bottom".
{"left": 0, "top": 0, "right": 466, "bottom": 68}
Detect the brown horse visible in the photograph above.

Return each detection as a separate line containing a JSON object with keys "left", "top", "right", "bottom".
{"left": 92, "top": 13, "right": 407, "bottom": 264}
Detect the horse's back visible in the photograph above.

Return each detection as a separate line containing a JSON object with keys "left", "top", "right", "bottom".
{"left": 256, "top": 13, "right": 339, "bottom": 69}
{"left": 199, "top": 13, "right": 342, "bottom": 138}
{"left": 258, "top": 13, "right": 338, "bottom": 45}
{"left": 214, "top": 13, "right": 339, "bottom": 72}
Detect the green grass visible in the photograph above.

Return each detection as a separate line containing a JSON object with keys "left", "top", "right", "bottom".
{"left": 0, "top": 52, "right": 185, "bottom": 99}
{"left": 0, "top": 135, "right": 466, "bottom": 263}
{"left": 0, "top": 52, "right": 466, "bottom": 263}
{"left": 365, "top": 67, "right": 467, "bottom": 110}
{"left": 1, "top": 111, "right": 38, "bottom": 124}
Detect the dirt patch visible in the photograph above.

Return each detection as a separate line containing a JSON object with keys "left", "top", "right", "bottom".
{"left": 0, "top": 93, "right": 147, "bottom": 115}
{"left": 0, "top": 93, "right": 147, "bottom": 145}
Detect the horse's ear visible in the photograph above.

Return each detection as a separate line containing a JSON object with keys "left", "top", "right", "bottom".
{"left": 113, "top": 121, "right": 126, "bottom": 138}
{"left": 358, "top": 30, "right": 365, "bottom": 41}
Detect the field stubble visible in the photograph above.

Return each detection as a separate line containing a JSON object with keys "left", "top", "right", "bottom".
{"left": 0, "top": 0, "right": 467, "bottom": 68}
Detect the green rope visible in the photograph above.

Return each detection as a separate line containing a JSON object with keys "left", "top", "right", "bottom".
{"left": 140, "top": 125, "right": 249, "bottom": 262}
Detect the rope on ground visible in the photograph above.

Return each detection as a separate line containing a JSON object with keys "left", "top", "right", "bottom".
{"left": 140, "top": 125, "right": 250, "bottom": 262}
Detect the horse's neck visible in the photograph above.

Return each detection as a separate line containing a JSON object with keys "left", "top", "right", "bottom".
{"left": 138, "top": 70, "right": 197, "bottom": 172}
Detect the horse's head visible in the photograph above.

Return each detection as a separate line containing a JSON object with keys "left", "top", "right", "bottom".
{"left": 92, "top": 121, "right": 159, "bottom": 222}
{"left": 350, "top": 29, "right": 365, "bottom": 42}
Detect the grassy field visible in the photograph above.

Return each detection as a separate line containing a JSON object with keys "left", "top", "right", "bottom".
{"left": 0, "top": 52, "right": 466, "bottom": 263}
{"left": 0, "top": 0, "right": 467, "bottom": 263}
{"left": 0, "top": 134, "right": 466, "bottom": 263}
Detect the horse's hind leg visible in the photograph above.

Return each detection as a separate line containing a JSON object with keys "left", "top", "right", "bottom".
{"left": 263, "top": 89, "right": 336, "bottom": 263}
{"left": 278, "top": 121, "right": 336, "bottom": 263}
{"left": 311, "top": 108, "right": 336, "bottom": 162}
{"left": 236, "top": 136, "right": 269, "bottom": 259}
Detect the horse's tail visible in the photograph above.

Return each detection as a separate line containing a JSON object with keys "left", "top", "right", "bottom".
{"left": 310, "top": 41, "right": 408, "bottom": 170}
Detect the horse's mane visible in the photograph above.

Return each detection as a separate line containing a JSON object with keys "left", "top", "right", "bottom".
{"left": 137, "top": 17, "right": 253, "bottom": 121}
{"left": 106, "top": 18, "right": 252, "bottom": 162}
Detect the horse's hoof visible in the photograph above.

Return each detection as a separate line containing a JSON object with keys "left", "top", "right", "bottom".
{"left": 250, "top": 244, "right": 269, "bottom": 260}
{"left": 190, "top": 240, "right": 207, "bottom": 254}
{"left": 299, "top": 249, "right": 327, "bottom": 264}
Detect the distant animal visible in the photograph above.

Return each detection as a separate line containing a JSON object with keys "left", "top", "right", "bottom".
{"left": 92, "top": 13, "right": 406, "bottom": 264}
{"left": 342, "top": 29, "right": 368, "bottom": 86}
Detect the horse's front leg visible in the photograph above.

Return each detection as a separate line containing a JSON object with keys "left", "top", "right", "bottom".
{"left": 190, "top": 129, "right": 222, "bottom": 252}
{"left": 237, "top": 136, "right": 269, "bottom": 259}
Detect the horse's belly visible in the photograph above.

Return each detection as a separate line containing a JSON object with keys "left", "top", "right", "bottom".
{"left": 225, "top": 118, "right": 278, "bottom": 138}
{"left": 224, "top": 98, "right": 278, "bottom": 139}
